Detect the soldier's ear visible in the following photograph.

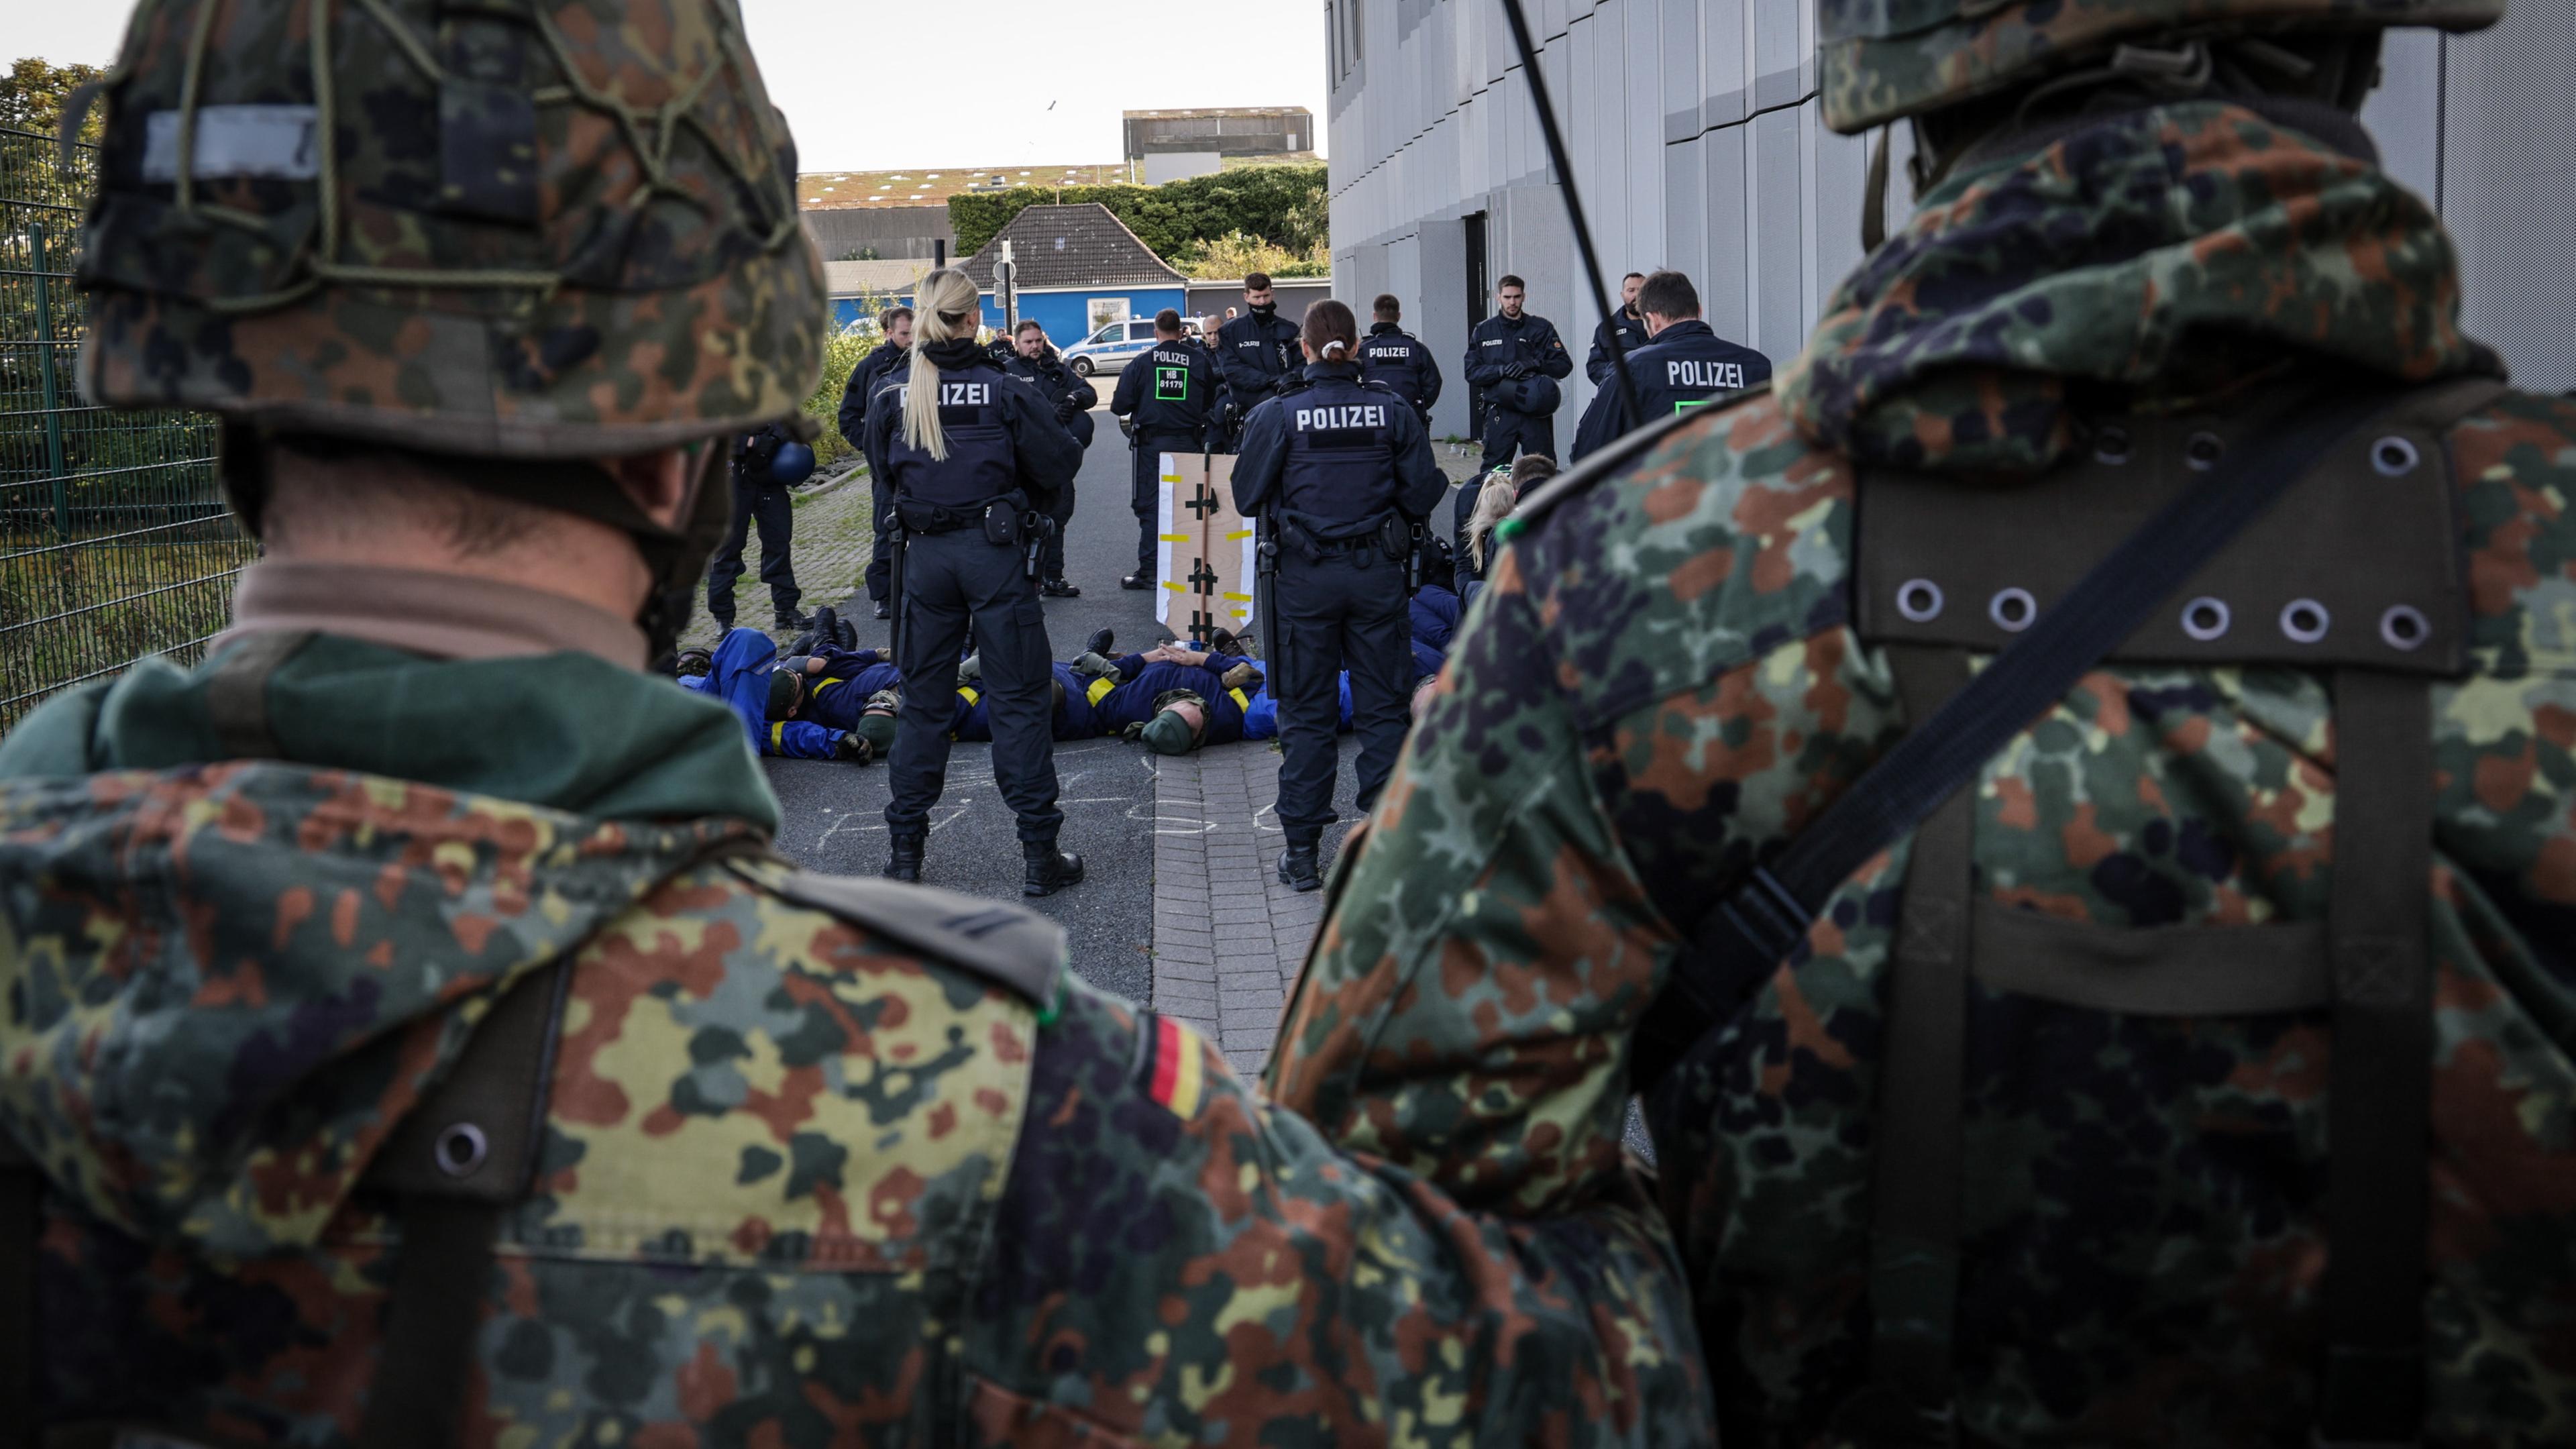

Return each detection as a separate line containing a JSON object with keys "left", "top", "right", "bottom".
{"left": 607, "top": 447, "right": 698, "bottom": 531}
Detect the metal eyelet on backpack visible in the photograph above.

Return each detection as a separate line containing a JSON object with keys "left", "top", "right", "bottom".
{"left": 2093, "top": 426, "right": 2133, "bottom": 465}
{"left": 434, "top": 1122, "right": 489, "bottom": 1179}
{"left": 2371, "top": 436, "right": 2420, "bottom": 476}
{"left": 1988, "top": 587, "right": 2037, "bottom": 633}
{"left": 2181, "top": 596, "right": 2231, "bottom": 641}
{"left": 1895, "top": 578, "right": 1945, "bottom": 623}
{"left": 2279, "top": 598, "right": 2331, "bottom": 644}
{"left": 2379, "top": 604, "right": 2430, "bottom": 651}
{"left": 2184, "top": 432, "right": 2226, "bottom": 471}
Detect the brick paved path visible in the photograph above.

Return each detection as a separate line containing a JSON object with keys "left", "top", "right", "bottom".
{"left": 1146, "top": 745, "right": 1339, "bottom": 1077}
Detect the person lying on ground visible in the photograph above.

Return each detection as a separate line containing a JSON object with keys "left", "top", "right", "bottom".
{"left": 680, "top": 626, "right": 884, "bottom": 762}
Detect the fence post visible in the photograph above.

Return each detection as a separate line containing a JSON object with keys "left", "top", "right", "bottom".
{"left": 30, "top": 219, "right": 72, "bottom": 537}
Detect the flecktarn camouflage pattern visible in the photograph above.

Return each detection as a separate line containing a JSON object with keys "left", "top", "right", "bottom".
{"left": 0, "top": 635, "right": 1715, "bottom": 1442}
{"left": 1271, "top": 99, "right": 2576, "bottom": 1445}
{"left": 1818, "top": 0, "right": 2503, "bottom": 133}
{"left": 77, "top": 0, "right": 826, "bottom": 458}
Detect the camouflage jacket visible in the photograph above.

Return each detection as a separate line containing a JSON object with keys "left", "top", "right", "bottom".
{"left": 0, "top": 635, "right": 1712, "bottom": 1444}
{"left": 1269, "top": 102, "right": 2575, "bottom": 1446}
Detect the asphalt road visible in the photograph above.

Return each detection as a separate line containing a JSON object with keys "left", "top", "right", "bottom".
{"left": 758, "top": 413, "right": 1201, "bottom": 1006}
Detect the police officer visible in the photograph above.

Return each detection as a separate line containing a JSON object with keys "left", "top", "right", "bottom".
{"left": 1358, "top": 293, "right": 1443, "bottom": 423}
{"left": 1232, "top": 299, "right": 1445, "bottom": 892}
{"left": 1460, "top": 274, "right": 1572, "bottom": 474}
{"left": 706, "top": 419, "right": 808, "bottom": 631}
{"left": 1567, "top": 269, "right": 1772, "bottom": 462}
{"left": 840, "top": 303, "right": 913, "bottom": 619}
{"left": 1110, "top": 308, "right": 1217, "bottom": 590}
{"left": 1585, "top": 272, "right": 1650, "bottom": 386}
{"left": 1210, "top": 270, "right": 1303, "bottom": 451}
{"left": 1002, "top": 320, "right": 1097, "bottom": 598}
{"left": 865, "top": 269, "right": 1086, "bottom": 894}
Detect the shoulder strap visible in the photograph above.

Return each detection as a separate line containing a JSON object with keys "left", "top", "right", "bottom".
{"left": 205, "top": 629, "right": 315, "bottom": 760}
{"left": 1630, "top": 378, "right": 2410, "bottom": 1092}
{"left": 745, "top": 864, "right": 1066, "bottom": 1008}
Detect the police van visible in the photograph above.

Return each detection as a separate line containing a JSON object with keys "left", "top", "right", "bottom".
{"left": 1063, "top": 315, "right": 1203, "bottom": 376}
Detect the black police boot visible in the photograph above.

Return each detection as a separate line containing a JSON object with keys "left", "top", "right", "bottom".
{"left": 883, "top": 833, "right": 924, "bottom": 883}
{"left": 1083, "top": 627, "right": 1114, "bottom": 657}
{"left": 1040, "top": 577, "right": 1082, "bottom": 598}
{"left": 873, "top": 598, "right": 892, "bottom": 621}
{"left": 1120, "top": 572, "right": 1152, "bottom": 591}
{"left": 773, "top": 608, "right": 811, "bottom": 631}
{"left": 1277, "top": 841, "right": 1322, "bottom": 892}
{"left": 837, "top": 613, "right": 858, "bottom": 649}
{"left": 1022, "top": 841, "right": 1085, "bottom": 897}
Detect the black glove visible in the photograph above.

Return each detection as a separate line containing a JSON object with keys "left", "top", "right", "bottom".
{"left": 834, "top": 731, "right": 874, "bottom": 765}
{"left": 1502, "top": 361, "right": 1530, "bottom": 380}
{"left": 1054, "top": 396, "right": 1078, "bottom": 424}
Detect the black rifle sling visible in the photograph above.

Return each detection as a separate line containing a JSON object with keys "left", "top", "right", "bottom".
{"left": 2317, "top": 668, "right": 2436, "bottom": 1445}
{"left": 1847, "top": 645, "right": 1978, "bottom": 1444}
{"left": 1629, "top": 380, "right": 2405, "bottom": 1090}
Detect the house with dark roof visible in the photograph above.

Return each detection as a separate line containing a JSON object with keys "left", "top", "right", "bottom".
{"left": 959, "top": 203, "right": 1190, "bottom": 360}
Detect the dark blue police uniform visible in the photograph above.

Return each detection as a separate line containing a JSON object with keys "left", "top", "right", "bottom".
{"left": 1358, "top": 321, "right": 1444, "bottom": 423}
{"left": 706, "top": 421, "right": 803, "bottom": 629}
{"left": 1211, "top": 308, "right": 1303, "bottom": 451}
{"left": 863, "top": 345, "right": 1083, "bottom": 859}
{"left": 1004, "top": 347, "right": 1099, "bottom": 590}
{"left": 1230, "top": 361, "right": 1447, "bottom": 861}
{"left": 1460, "top": 309, "right": 1572, "bottom": 472}
{"left": 840, "top": 341, "right": 909, "bottom": 608}
{"left": 1585, "top": 307, "right": 1649, "bottom": 386}
{"left": 1109, "top": 336, "right": 1218, "bottom": 581}
{"left": 1566, "top": 319, "right": 1772, "bottom": 463}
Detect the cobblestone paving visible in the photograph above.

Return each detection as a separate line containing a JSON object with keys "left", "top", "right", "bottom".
{"left": 674, "top": 462, "right": 873, "bottom": 655}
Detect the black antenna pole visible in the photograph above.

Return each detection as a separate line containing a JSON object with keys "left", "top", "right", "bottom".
{"left": 1499, "top": 0, "right": 1640, "bottom": 427}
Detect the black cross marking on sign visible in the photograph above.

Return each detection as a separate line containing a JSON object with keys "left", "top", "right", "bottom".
{"left": 1187, "top": 559, "right": 1220, "bottom": 596}
{"left": 1186, "top": 485, "right": 1221, "bottom": 520}
{"left": 1190, "top": 608, "right": 1216, "bottom": 636}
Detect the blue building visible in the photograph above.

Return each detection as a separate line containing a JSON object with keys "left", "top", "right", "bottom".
{"left": 960, "top": 203, "right": 1190, "bottom": 353}
{"left": 821, "top": 259, "right": 933, "bottom": 331}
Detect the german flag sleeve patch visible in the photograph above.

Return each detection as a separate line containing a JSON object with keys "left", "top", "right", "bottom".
{"left": 1134, "top": 1012, "right": 1208, "bottom": 1119}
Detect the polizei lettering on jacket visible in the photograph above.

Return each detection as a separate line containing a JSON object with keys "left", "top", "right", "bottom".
{"left": 1295, "top": 403, "right": 1389, "bottom": 431}
{"left": 890, "top": 382, "right": 995, "bottom": 407}
{"left": 1667, "top": 358, "right": 1747, "bottom": 391}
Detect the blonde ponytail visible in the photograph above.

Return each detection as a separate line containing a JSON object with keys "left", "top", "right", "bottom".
{"left": 902, "top": 268, "right": 982, "bottom": 462}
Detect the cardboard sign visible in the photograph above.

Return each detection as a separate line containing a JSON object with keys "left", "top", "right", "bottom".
{"left": 1156, "top": 452, "right": 1258, "bottom": 642}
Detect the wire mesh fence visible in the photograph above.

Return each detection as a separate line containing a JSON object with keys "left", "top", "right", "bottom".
{"left": 1, "top": 125, "right": 248, "bottom": 730}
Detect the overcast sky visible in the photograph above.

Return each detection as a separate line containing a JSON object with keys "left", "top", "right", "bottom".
{"left": 14, "top": 1, "right": 1328, "bottom": 170}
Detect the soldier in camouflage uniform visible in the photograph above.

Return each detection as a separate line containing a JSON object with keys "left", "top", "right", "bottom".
{"left": 0, "top": 1, "right": 1713, "bottom": 1442}
{"left": 1273, "top": 0, "right": 2575, "bottom": 1445}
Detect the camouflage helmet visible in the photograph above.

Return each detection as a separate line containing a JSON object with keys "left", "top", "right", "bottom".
{"left": 76, "top": 0, "right": 826, "bottom": 459}
{"left": 1819, "top": 0, "right": 2506, "bottom": 135}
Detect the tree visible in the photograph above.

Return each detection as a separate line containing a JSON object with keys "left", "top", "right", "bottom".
{"left": 1173, "top": 231, "right": 1330, "bottom": 281}
{"left": 1, "top": 58, "right": 107, "bottom": 145}
{"left": 948, "top": 163, "right": 1326, "bottom": 262}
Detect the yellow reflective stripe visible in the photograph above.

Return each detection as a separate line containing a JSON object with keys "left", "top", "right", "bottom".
{"left": 959, "top": 686, "right": 981, "bottom": 707}
{"left": 768, "top": 723, "right": 785, "bottom": 750}
{"left": 817, "top": 676, "right": 845, "bottom": 691}
{"left": 1086, "top": 676, "right": 1116, "bottom": 705}
{"left": 1228, "top": 688, "right": 1250, "bottom": 712}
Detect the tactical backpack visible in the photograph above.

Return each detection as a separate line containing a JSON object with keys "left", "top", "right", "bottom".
{"left": 1608, "top": 372, "right": 2508, "bottom": 1446}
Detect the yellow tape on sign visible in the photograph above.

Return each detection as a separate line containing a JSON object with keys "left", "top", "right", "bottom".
{"left": 1225, "top": 529, "right": 1253, "bottom": 541}
{"left": 1222, "top": 591, "right": 1251, "bottom": 602}
{"left": 1162, "top": 581, "right": 1185, "bottom": 592}
{"left": 1159, "top": 532, "right": 1190, "bottom": 542}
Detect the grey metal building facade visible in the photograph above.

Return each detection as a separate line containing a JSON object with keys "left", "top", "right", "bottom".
{"left": 1328, "top": 0, "right": 2573, "bottom": 443}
